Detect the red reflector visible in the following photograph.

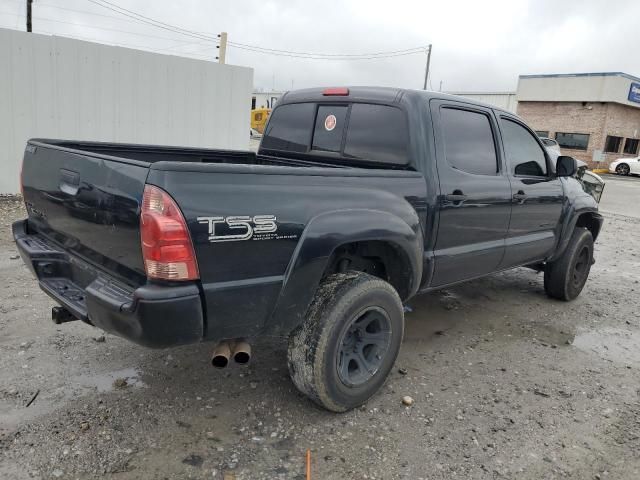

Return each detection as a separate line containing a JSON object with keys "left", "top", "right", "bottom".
{"left": 140, "top": 185, "right": 199, "bottom": 281}
{"left": 322, "top": 87, "right": 349, "bottom": 96}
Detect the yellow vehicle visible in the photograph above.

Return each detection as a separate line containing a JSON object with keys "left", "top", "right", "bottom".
{"left": 250, "top": 108, "right": 271, "bottom": 134}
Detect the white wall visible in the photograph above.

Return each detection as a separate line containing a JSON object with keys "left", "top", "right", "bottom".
{"left": 517, "top": 73, "right": 640, "bottom": 108}
{"left": 0, "top": 28, "right": 253, "bottom": 194}
{"left": 252, "top": 91, "right": 284, "bottom": 109}
{"left": 447, "top": 92, "right": 518, "bottom": 113}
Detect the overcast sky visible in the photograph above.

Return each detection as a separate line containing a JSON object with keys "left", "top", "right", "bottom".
{"left": 1, "top": 0, "right": 639, "bottom": 92}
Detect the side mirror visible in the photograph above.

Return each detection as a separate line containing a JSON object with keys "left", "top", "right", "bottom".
{"left": 556, "top": 156, "right": 577, "bottom": 177}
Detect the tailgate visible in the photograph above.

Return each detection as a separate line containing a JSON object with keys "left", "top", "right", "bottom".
{"left": 21, "top": 141, "right": 149, "bottom": 285}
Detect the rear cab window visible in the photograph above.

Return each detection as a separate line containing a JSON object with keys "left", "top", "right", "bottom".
{"left": 344, "top": 104, "right": 408, "bottom": 165}
{"left": 261, "top": 103, "right": 315, "bottom": 153}
{"left": 312, "top": 105, "right": 348, "bottom": 153}
{"left": 261, "top": 102, "right": 409, "bottom": 167}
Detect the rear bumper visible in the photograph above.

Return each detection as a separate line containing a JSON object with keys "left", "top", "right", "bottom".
{"left": 12, "top": 219, "right": 204, "bottom": 348}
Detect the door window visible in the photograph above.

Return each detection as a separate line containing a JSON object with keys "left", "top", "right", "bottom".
{"left": 440, "top": 107, "right": 498, "bottom": 175}
{"left": 501, "top": 118, "right": 548, "bottom": 177}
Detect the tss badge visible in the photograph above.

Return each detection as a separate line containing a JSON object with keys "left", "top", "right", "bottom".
{"left": 197, "top": 215, "right": 278, "bottom": 242}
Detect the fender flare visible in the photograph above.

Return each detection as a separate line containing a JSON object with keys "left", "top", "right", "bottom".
{"left": 264, "top": 208, "right": 423, "bottom": 336}
{"left": 549, "top": 207, "right": 602, "bottom": 262}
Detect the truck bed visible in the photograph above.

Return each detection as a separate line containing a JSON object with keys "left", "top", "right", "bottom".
{"left": 36, "top": 139, "right": 350, "bottom": 169}
{"left": 19, "top": 136, "right": 426, "bottom": 346}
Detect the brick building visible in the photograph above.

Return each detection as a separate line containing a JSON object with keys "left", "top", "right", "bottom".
{"left": 515, "top": 72, "right": 640, "bottom": 167}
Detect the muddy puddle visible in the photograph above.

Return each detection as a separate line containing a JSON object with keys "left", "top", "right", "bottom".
{"left": 572, "top": 327, "right": 640, "bottom": 366}
{"left": 74, "top": 367, "right": 146, "bottom": 392}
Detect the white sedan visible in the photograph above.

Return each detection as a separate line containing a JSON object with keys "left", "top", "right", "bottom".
{"left": 609, "top": 156, "right": 640, "bottom": 176}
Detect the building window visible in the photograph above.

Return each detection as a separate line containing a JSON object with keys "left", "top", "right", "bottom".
{"left": 535, "top": 130, "right": 549, "bottom": 138}
{"left": 623, "top": 138, "right": 639, "bottom": 155}
{"left": 604, "top": 136, "right": 623, "bottom": 153}
{"left": 555, "top": 132, "right": 589, "bottom": 151}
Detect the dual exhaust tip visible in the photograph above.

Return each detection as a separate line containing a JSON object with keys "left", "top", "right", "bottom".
{"left": 211, "top": 339, "right": 251, "bottom": 368}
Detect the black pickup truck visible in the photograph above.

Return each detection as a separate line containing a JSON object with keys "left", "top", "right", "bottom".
{"left": 14, "top": 87, "right": 603, "bottom": 412}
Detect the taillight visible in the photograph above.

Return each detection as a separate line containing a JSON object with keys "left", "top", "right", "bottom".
{"left": 322, "top": 87, "right": 349, "bottom": 96}
{"left": 140, "top": 185, "right": 199, "bottom": 281}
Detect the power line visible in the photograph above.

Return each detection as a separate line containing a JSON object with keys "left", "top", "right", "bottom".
{"left": 37, "top": 3, "right": 215, "bottom": 53}
{"left": 38, "top": 2, "right": 176, "bottom": 28}
{"left": 85, "top": 0, "right": 429, "bottom": 60}
{"left": 34, "top": 16, "right": 204, "bottom": 44}
{"left": 35, "top": 28, "right": 216, "bottom": 58}
{"left": 6, "top": 0, "right": 429, "bottom": 62}
{"left": 37, "top": 29, "right": 215, "bottom": 60}
{"left": 226, "top": 43, "right": 427, "bottom": 60}
{"left": 225, "top": 42, "right": 425, "bottom": 58}
{"left": 85, "top": 0, "right": 217, "bottom": 43}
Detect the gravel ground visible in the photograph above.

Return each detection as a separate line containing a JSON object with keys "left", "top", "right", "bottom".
{"left": 1, "top": 177, "right": 639, "bottom": 479}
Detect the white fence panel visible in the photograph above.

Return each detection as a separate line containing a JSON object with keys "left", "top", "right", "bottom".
{"left": 0, "top": 28, "right": 253, "bottom": 194}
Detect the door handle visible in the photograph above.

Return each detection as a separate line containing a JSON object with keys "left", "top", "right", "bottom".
{"left": 444, "top": 190, "right": 467, "bottom": 205}
{"left": 513, "top": 190, "right": 528, "bottom": 203}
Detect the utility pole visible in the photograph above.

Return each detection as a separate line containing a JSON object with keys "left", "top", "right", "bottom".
{"left": 26, "top": 0, "right": 33, "bottom": 32}
{"left": 422, "top": 44, "right": 432, "bottom": 90}
{"left": 216, "top": 32, "right": 227, "bottom": 64}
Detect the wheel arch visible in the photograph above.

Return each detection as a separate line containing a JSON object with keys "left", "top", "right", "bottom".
{"left": 550, "top": 209, "right": 603, "bottom": 262}
{"left": 264, "top": 209, "right": 423, "bottom": 336}
{"left": 575, "top": 212, "right": 603, "bottom": 241}
{"left": 321, "top": 239, "right": 415, "bottom": 299}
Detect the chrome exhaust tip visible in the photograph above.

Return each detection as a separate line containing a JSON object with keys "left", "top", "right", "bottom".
{"left": 231, "top": 339, "right": 251, "bottom": 365}
{"left": 211, "top": 341, "right": 232, "bottom": 368}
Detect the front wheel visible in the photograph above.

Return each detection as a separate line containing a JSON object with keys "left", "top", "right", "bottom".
{"left": 544, "top": 228, "right": 593, "bottom": 301}
{"left": 287, "top": 272, "right": 404, "bottom": 412}
{"left": 616, "top": 163, "right": 630, "bottom": 175}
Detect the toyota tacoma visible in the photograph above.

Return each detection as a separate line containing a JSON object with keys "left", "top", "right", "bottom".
{"left": 14, "top": 87, "right": 603, "bottom": 412}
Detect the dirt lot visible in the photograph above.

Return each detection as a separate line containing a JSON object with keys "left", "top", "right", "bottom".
{"left": 1, "top": 176, "right": 639, "bottom": 479}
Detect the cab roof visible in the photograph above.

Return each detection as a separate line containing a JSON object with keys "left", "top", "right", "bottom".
{"left": 278, "top": 86, "right": 513, "bottom": 117}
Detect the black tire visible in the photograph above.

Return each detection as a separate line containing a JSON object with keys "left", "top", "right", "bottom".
{"left": 287, "top": 272, "right": 404, "bottom": 412}
{"left": 616, "top": 163, "right": 630, "bottom": 176}
{"left": 544, "top": 228, "right": 593, "bottom": 301}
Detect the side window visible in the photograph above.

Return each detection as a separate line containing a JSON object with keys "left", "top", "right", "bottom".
{"left": 440, "top": 107, "right": 498, "bottom": 175}
{"left": 500, "top": 118, "right": 548, "bottom": 176}
{"left": 343, "top": 104, "right": 409, "bottom": 164}
{"left": 261, "top": 103, "right": 315, "bottom": 153}
{"left": 312, "top": 105, "right": 348, "bottom": 153}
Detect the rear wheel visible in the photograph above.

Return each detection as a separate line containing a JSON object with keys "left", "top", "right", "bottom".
{"left": 287, "top": 272, "right": 404, "bottom": 412}
{"left": 544, "top": 228, "right": 593, "bottom": 301}
{"left": 616, "top": 163, "right": 630, "bottom": 175}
